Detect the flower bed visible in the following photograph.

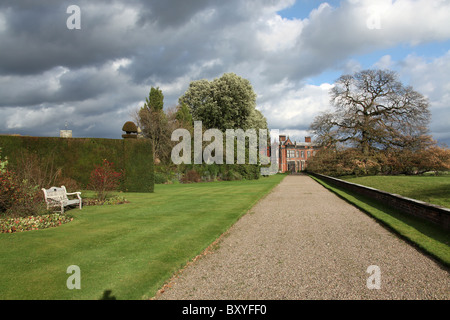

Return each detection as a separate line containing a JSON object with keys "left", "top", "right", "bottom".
{"left": 0, "top": 214, "right": 73, "bottom": 233}
{"left": 83, "top": 195, "right": 129, "bottom": 206}
{"left": 1, "top": 196, "right": 129, "bottom": 233}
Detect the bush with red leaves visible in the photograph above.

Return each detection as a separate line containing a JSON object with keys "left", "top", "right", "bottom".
{"left": 88, "top": 159, "right": 122, "bottom": 201}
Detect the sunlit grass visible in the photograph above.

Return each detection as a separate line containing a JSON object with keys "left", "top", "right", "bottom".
{"left": 340, "top": 175, "right": 450, "bottom": 208}
{"left": 0, "top": 175, "right": 285, "bottom": 300}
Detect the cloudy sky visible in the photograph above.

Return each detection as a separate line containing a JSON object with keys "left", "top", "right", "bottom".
{"left": 1, "top": 0, "right": 449, "bottom": 145}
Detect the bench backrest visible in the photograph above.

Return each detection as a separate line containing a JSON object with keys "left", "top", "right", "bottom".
{"left": 43, "top": 186, "right": 68, "bottom": 201}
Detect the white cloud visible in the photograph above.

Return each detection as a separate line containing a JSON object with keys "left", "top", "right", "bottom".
{"left": 396, "top": 51, "right": 450, "bottom": 143}
{"left": 112, "top": 58, "right": 132, "bottom": 71}
{"left": 257, "top": 15, "right": 304, "bottom": 52}
{"left": 259, "top": 82, "right": 332, "bottom": 130}
{"left": 383, "top": 0, "right": 450, "bottom": 44}
{"left": 5, "top": 105, "right": 72, "bottom": 130}
{"left": 1, "top": 0, "right": 450, "bottom": 144}
{"left": 373, "top": 55, "right": 392, "bottom": 69}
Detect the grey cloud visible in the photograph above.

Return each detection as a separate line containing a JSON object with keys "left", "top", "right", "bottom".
{"left": 0, "top": 0, "right": 449, "bottom": 145}
{"left": 135, "top": 0, "right": 217, "bottom": 28}
{"left": 0, "top": 1, "right": 142, "bottom": 75}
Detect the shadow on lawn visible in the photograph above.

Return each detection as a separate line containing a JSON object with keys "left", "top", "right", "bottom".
{"left": 337, "top": 189, "right": 450, "bottom": 269}
{"left": 100, "top": 290, "right": 117, "bottom": 300}
{"left": 355, "top": 192, "right": 449, "bottom": 244}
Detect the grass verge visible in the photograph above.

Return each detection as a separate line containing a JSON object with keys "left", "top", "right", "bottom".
{"left": 309, "top": 175, "right": 450, "bottom": 268}
{"left": 339, "top": 175, "right": 450, "bottom": 208}
{"left": 0, "top": 174, "right": 285, "bottom": 300}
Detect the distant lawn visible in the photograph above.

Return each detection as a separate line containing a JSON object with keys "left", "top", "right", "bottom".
{"left": 340, "top": 175, "right": 450, "bottom": 208}
{"left": 0, "top": 174, "right": 285, "bottom": 300}
{"left": 310, "top": 175, "right": 450, "bottom": 267}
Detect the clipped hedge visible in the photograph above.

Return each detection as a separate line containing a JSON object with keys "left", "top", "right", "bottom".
{"left": 122, "top": 138, "right": 154, "bottom": 192}
{"left": 0, "top": 136, "right": 154, "bottom": 193}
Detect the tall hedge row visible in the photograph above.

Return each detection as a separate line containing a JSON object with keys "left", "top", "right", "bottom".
{"left": 0, "top": 136, "right": 154, "bottom": 193}
{"left": 122, "top": 138, "right": 154, "bottom": 192}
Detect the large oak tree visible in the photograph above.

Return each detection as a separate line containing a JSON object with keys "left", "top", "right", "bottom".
{"left": 311, "top": 69, "right": 431, "bottom": 155}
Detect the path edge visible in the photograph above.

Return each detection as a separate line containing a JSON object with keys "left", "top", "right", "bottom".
{"left": 149, "top": 174, "right": 288, "bottom": 300}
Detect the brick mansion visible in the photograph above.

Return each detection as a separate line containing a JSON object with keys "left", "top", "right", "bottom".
{"left": 276, "top": 135, "right": 319, "bottom": 173}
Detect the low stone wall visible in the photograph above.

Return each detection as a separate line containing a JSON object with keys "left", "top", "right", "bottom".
{"left": 309, "top": 173, "right": 450, "bottom": 231}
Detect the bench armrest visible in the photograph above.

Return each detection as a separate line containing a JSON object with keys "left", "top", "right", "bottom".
{"left": 66, "top": 192, "right": 82, "bottom": 200}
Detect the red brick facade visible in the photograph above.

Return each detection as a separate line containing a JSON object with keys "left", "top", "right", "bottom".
{"left": 278, "top": 135, "right": 319, "bottom": 173}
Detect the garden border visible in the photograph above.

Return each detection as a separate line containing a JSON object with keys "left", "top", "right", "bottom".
{"left": 308, "top": 172, "right": 450, "bottom": 231}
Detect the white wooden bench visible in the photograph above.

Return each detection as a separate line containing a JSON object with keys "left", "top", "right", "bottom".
{"left": 41, "top": 186, "right": 82, "bottom": 214}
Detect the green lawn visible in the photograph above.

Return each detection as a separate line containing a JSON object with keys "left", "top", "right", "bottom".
{"left": 340, "top": 175, "right": 450, "bottom": 208}
{"left": 0, "top": 174, "right": 285, "bottom": 300}
{"left": 310, "top": 175, "right": 450, "bottom": 267}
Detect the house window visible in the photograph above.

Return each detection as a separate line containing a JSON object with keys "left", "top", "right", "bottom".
{"left": 301, "top": 151, "right": 305, "bottom": 158}
{"left": 288, "top": 150, "right": 295, "bottom": 158}
{"left": 307, "top": 151, "right": 311, "bottom": 158}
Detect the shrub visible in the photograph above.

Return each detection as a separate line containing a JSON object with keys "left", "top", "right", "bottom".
{"left": 154, "top": 172, "right": 168, "bottom": 184}
{"left": 6, "top": 185, "right": 47, "bottom": 218}
{"left": 0, "top": 168, "right": 47, "bottom": 218}
{"left": 0, "top": 148, "right": 12, "bottom": 212}
{"left": 0, "top": 169, "right": 19, "bottom": 213}
{"left": 14, "top": 150, "right": 61, "bottom": 189}
{"left": 88, "top": 159, "right": 122, "bottom": 201}
{"left": 122, "top": 122, "right": 138, "bottom": 139}
{"left": 122, "top": 121, "right": 138, "bottom": 134}
{"left": 225, "top": 170, "right": 243, "bottom": 181}
{"left": 154, "top": 164, "right": 178, "bottom": 184}
{"left": 0, "top": 147, "right": 65, "bottom": 218}
{"left": 56, "top": 177, "right": 81, "bottom": 192}
{"left": 181, "top": 170, "right": 201, "bottom": 183}
{"left": 307, "top": 145, "right": 450, "bottom": 177}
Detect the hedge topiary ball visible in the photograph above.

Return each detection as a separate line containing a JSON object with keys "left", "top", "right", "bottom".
{"left": 122, "top": 121, "right": 138, "bottom": 134}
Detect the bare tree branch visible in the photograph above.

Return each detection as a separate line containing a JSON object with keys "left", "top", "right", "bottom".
{"left": 310, "top": 69, "right": 431, "bottom": 156}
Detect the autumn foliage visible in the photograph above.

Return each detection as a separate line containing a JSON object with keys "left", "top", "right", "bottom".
{"left": 0, "top": 164, "right": 45, "bottom": 218}
{"left": 307, "top": 145, "right": 450, "bottom": 177}
{"left": 88, "top": 159, "right": 122, "bottom": 201}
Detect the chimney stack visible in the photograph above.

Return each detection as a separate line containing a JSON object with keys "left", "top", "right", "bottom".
{"left": 305, "top": 136, "right": 311, "bottom": 143}
{"left": 279, "top": 135, "right": 286, "bottom": 142}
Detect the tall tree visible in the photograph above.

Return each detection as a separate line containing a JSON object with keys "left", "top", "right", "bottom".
{"left": 310, "top": 69, "right": 431, "bottom": 155}
{"left": 147, "top": 87, "right": 164, "bottom": 111}
{"left": 136, "top": 87, "right": 170, "bottom": 162}
{"left": 179, "top": 73, "right": 266, "bottom": 131}
{"left": 175, "top": 103, "right": 193, "bottom": 130}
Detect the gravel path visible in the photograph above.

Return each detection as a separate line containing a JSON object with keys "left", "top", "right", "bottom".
{"left": 156, "top": 175, "right": 449, "bottom": 300}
